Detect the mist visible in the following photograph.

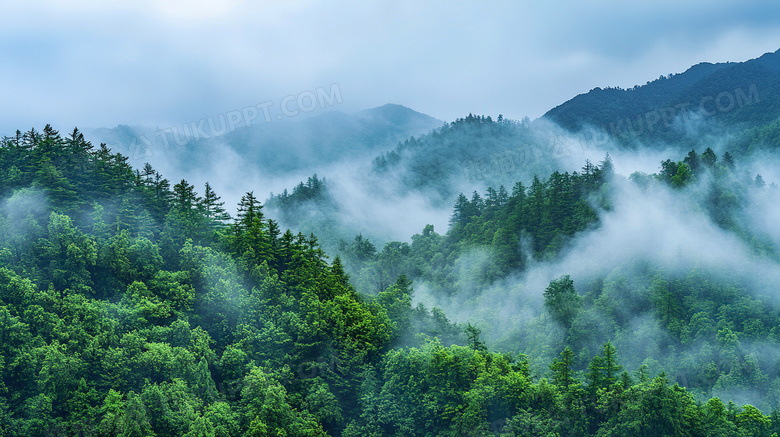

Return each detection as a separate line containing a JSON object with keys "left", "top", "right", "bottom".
{"left": 6, "top": 3, "right": 780, "bottom": 433}
{"left": 399, "top": 117, "right": 780, "bottom": 409}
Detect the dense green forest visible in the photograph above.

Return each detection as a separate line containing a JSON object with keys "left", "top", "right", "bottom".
{"left": 262, "top": 114, "right": 575, "bottom": 256}
{"left": 1, "top": 126, "right": 779, "bottom": 436}
{"left": 544, "top": 49, "right": 780, "bottom": 148}
{"left": 341, "top": 145, "right": 780, "bottom": 415}
{"left": 372, "top": 114, "right": 561, "bottom": 204}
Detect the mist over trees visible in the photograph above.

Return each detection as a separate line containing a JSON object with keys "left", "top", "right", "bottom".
{"left": 4, "top": 122, "right": 779, "bottom": 436}
{"left": 6, "top": 50, "right": 780, "bottom": 436}
{"left": 341, "top": 143, "right": 780, "bottom": 411}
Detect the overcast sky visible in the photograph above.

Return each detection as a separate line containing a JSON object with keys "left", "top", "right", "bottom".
{"left": 2, "top": 0, "right": 780, "bottom": 136}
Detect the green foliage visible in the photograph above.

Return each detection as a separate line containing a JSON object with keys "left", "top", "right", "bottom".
{"left": 544, "top": 275, "right": 582, "bottom": 330}
{"left": 0, "top": 127, "right": 398, "bottom": 435}
{"left": 1, "top": 126, "right": 779, "bottom": 435}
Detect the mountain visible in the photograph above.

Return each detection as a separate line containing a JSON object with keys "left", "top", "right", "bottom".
{"left": 87, "top": 104, "right": 444, "bottom": 177}
{"left": 6, "top": 49, "right": 780, "bottom": 434}
{"left": 2, "top": 126, "right": 777, "bottom": 435}
{"left": 206, "top": 104, "right": 444, "bottom": 174}
{"left": 368, "top": 114, "right": 585, "bottom": 206}
{"left": 543, "top": 49, "right": 780, "bottom": 148}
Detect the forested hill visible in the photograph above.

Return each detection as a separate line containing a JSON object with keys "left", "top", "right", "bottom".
{"left": 345, "top": 146, "right": 780, "bottom": 417}
{"left": 371, "top": 114, "right": 564, "bottom": 203}
{"left": 543, "top": 49, "right": 780, "bottom": 147}
{"left": 0, "top": 125, "right": 453, "bottom": 435}
{"left": 2, "top": 126, "right": 780, "bottom": 436}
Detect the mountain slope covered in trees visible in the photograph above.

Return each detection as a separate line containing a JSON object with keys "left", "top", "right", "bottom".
{"left": 340, "top": 145, "right": 780, "bottom": 416}
{"left": 2, "top": 126, "right": 778, "bottom": 436}
{"left": 544, "top": 49, "right": 780, "bottom": 149}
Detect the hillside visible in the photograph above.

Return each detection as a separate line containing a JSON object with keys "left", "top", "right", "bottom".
{"left": 2, "top": 126, "right": 777, "bottom": 435}
{"left": 543, "top": 49, "right": 780, "bottom": 148}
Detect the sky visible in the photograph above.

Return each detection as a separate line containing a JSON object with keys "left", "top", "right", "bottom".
{"left": 2, "top": 0, "right": 780, "bottom": 136}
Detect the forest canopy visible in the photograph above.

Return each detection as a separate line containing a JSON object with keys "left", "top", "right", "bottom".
{"left": 0, "top": 125, "right": 778, "bottom": 436}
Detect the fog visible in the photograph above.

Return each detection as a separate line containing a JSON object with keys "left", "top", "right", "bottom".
{"left": 6, "top": 2, "right": 780, "bottom": 431}
{"left": 8, "top": 40, "right": 780, "bottom": 412}
{"left": 5, "top": 2, "right": 780, "bottom": 135}
{"left": 396, "top": 116, "right": 780, "bottom": 409}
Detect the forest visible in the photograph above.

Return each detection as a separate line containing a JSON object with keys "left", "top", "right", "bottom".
{"left": 339, "top": 145, "right": 780, "bottom": 415}
{"left": 0, "top": 124, "right": 778, "bottom": 437}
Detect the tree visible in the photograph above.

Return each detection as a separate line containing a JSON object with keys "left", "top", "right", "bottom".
{"left": 660, "top": 159, "right": 679, "bottom": 183}
{"left": 193, "top": 357, "right": 219, "bottom": 405}
{"left": 598, "top": 153, "right": 614, "bottom": 180}
{"left": 550, "top": 346, "right": 578, "bottom": 389}
{"left": 683, "top": 149, "right": 700, "bottom": 174}
{"left": 736, "top": 405, "right": 770, "bottom": 437}
{"left": 204, "top": 402, "right": 241, "bottom": 437}
{"left": 201, "top": 182, "right": 230, "bottom": 225}
{"left": 466, "top": 323, "right": 487, "bottom": 352}
{"left": 45, "top": 211, "right": 97, "bottom": 292}
{"left": 116, "top": 197, "right": 137, "bottom": 233}
{"left": 543, "top": 275, "right": 581, "bottom": 330}
{"left": 701, "top": 147, "right": 717, "bottom": 167}
{"left": 450, "top": 193, "right": 471, "bottom": 227}
{"left": 184, "top": 414, "right": 216, "bottom": 437}
{"left": 722, "top": 152, "right": 735, "bottom": 170}
{"left": 121, "top": 392, "right": 156, "bottom": 437}
{"left": 173, "top": 179, "right": 200, "bottom": 213}
{"left": 671, "top": 162, "right": 694, "bottom": 188}
{"left": 141, "top": 162, "right": 156, "bottom": 185}
{"left": 601, "top": 341, "right": 622, "bottom": 386}
{"left": 587, "top": 355, "right": 605, "bottom": 391}
{"left": 33, "top": 160, "right": 78, "bottom": 208}
{"left": 98, "top": 389, "right": 126, "bottom": 436}
{"left": 231, "top": 192, "right": 271, "bottom": 266}
{"left": 347, "top": 233, "right": 376, "bottom": 262}
{"left": 497, "top": 185, "right": 509, "bottom": 206}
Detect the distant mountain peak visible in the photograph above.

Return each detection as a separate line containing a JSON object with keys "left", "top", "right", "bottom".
{"left": 357, "top": 104, "right": 443, "bottom": 125}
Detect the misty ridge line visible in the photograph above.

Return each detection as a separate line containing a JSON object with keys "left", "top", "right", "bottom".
{"left": 462, "top": 83, "right": 761, "bottom": 183}
{"left": 581, "top": 83, "right": 760, "bottom": 142}
{"left": 119, "top": 83, "right": 343, "bottom": 161}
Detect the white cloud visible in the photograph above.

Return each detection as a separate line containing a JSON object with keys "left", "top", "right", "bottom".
{"left": 1, "top": 1, "right": 779, "bottom": 136}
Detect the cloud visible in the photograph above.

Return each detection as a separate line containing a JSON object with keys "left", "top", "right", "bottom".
{"left": 2, "top": 2, "right": 780, "bottom": 136}
{"left": 409, "top": 146, "right": 780, "bottom": 356}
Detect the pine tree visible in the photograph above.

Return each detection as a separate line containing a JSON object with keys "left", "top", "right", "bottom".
{"left": 701, "top": 147, "right": 717, "bottom": 167}
{"left": 173, "top": 179, "right": 200, "bottom": 214}
{"left": 201, "top": 182, "right": 230, "bottom": 225}
{"left": 465, "top": 323, "right": 487, "bottom": 352}
{"left": 722, "top": 152, "right": 735, "bottom": 170}
{"left": 235, "top": 192, "right": 262, "bottom": 233}
{"left": 551, "top": 346, "right": 577, "bottom": 389}
{"left": 232, "top": 192, "right": 269, "bottom": 263}
{"left": 496, "top": 185, "right": 509, "bottom": 206}
{"left": 597, "top": 153, "right": 615, "bottom": 180}
{"left": 683, "top": 149, "right": 700, "bottom": 174}
{"left": 193, "top": 357, "right": 219, "bottom": 404}
{"left": 116, "top": 198, "right": 136, "bottom": 233}
{"left": 141, "top": 163, "right": 156, "bottom": 186}
{"left": 121, "top": 392, "right": 156, "bottom": 437}
{"left": 450, "top": 193, "right": 470, "bottom": 227}
{"left": 601, "top": 341, "right": 622, "bottom": 386}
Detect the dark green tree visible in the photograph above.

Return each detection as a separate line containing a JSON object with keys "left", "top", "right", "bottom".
{"left": 543, "top": 275, "right": 581, "bottom": 330}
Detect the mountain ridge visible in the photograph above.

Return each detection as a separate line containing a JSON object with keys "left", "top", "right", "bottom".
{"left": 543, "top": 48, "right": 780, "bottom": 146}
